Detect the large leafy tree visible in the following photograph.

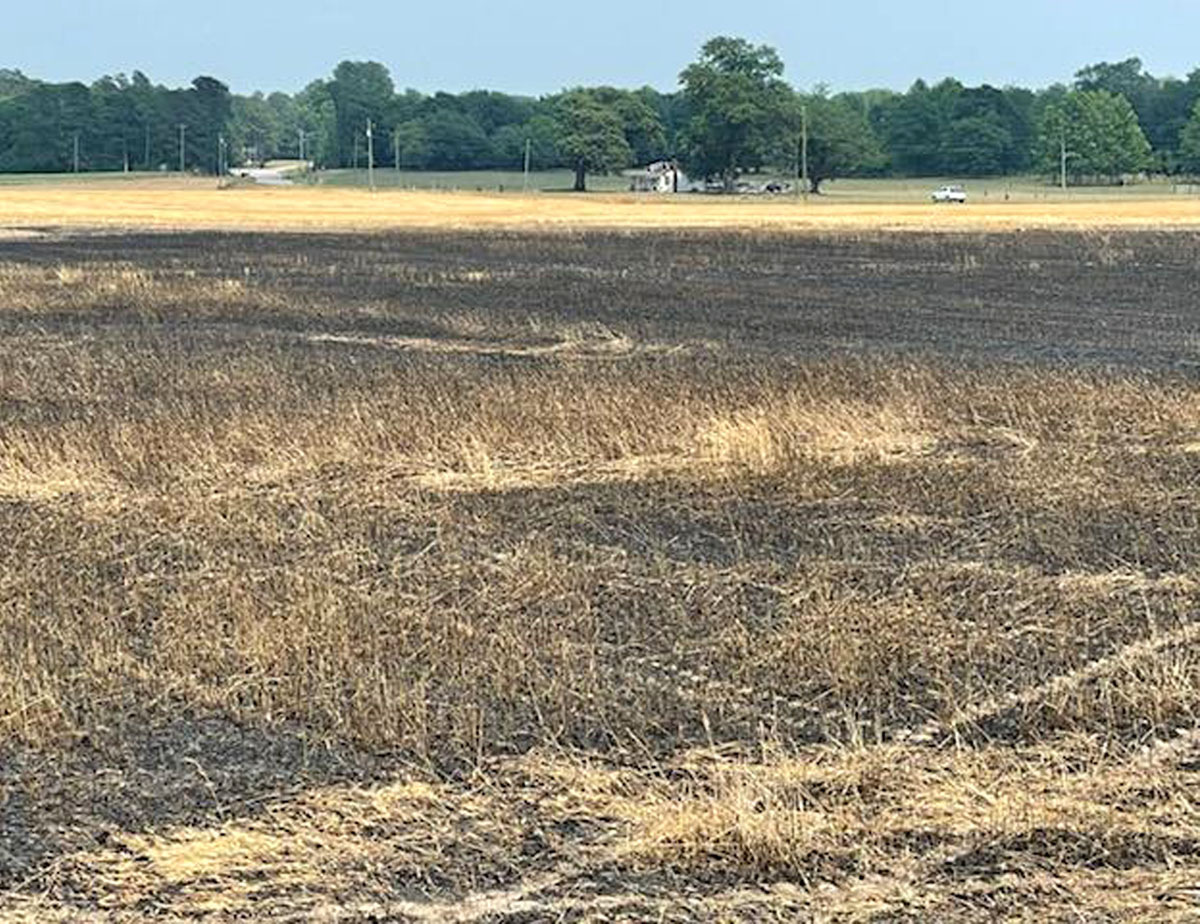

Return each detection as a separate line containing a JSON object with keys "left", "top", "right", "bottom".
{"left": 90, "top": 75, "right": 142, "bottom": 171}
{"left": 456, "top": 90, "right": 537, "bottom": 135}
{"left": 0, "top": 69, "right": 31, "bottom": 102}
{"left": 873, "top": 79, "right": 961, "bottom": 175}
{"left": 0, "top": 83, "right": 67, "bottom": 172}
{"left": 678, "top": 36, "right": 791, "bottom": 188}
{"left": 1152, "top": 73, "right": 1200, "bottom": 169}
{"left": 1075, "top": 58, "right": 1156, "bottom": 106}
{"left": 945, "top": 85, "right": 1034, "bottom": 175}
{"left": 940, "top": 114, "right": 1012, "bottom": 176}
{"left": 423, "top": 108, "right": 493, "bottom": 169}
{"left": 1075, "top": 58, "right": 1200, "bottom": 169}
{"left": 127, "top": 70, "right": 167, "bottom": 169}
{"left": 294, "top": 80, "right": 337, "bottom": 167}
{"left": 392, "top": 120, "right": 430, "bottom": 169}
{"left": 1038, "top": 90, "right": 1151, "bottom": 182}
{"left": 491, "top": 114, "right": 560, "bottom": 170}
{"left": 791, "top": 93, "right": 884, "bottom": 192}
{"left": 554, "top": 90, "right": 631, "bottom": 191}
{"left": 185, "top": 76, "right": 232, "bottom": 173}
{"left": 229, "top": 93, "right": 282, "bottom": 164}
{"left": 52, "top": 82, "right": 93, "bottom": 171}
{"left": 871, "top": 77, "right": 1037, "bottom": 177}
{"left": 1178, "top": 98, "right": 1200, "bottom": 174}
{"left": 327, "top": 61, "right": 394, "bottom": 167}
{"left": 590, "top": 87, "right": 668, "bottom": 165}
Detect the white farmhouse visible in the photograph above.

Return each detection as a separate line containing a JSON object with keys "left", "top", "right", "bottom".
{"left": 629, "top": 160, "right": 686, "bottom": 193}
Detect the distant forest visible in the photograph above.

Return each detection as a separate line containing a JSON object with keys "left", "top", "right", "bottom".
{"left": 4, "top": 40, "right": 1200, "bottom": 186}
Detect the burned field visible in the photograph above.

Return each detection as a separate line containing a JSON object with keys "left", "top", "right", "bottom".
{"left": 1, "top": 227, "right": 1200, "bottom": 921}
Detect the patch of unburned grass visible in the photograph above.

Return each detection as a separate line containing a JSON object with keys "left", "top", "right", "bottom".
{"left": 5, "top": 184, "right": 1200, "bottom": 233}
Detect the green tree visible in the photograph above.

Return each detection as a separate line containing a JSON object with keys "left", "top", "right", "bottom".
{"left": 554, "top": 90, "right": 631, "bottom": 191}
{"left": 127, "top": 70, "right": 167, "bottom": 169}
{"left": 1038, "top": 90, "right": 1151, "bottom": 182}
{"left": 0, "top": 69, "right": 31, "bottom": 102}
{"left": 677, "top": 36, "right": 791, "bottom": 188}
{"left": 295, "top": 80, "right": 337, "bottom": 167}
{"left": 54, "top": 82, "right": 93, "bottom": 171}
{"left": 492, "top": 114, "right": 560, "bottom": 169}
{"left": 590, "top": 87, "right": 668, "bottom": 165}
{"left": 457, "top": 90, "right": 537, "bottom": 135}
{"left": 1178, "top": 98, "right": 1200, "bottom": 174}
{"left": 875, "top": 80, "right": 944, "bottom": 175}
{"left": 940, "top": 115, "right": 1012, "bottom": 176}
{"left": 1074, "top": 58, "right": 1200, "bottom": 169}
{"left": 393, "top": 119, "right": 430, "bottom": 169}
{"left": 186, "top": 76, "right": 231, "bottom": 173}
{"left": 944, "top": 85, "right": 1034, "bottom": 174}
{"left": 1075, "top": 58, "right": 1155, "bottom": 105}
{"left": 793, "top": 93, "right": 884, "bottom": 192}
{"left": 649, "top": 88, "right": 691, "bottom": 156}
{"left": 0, "top": 83, "right": 65, "bottom": 172}
{"left": 1151, "top": 74, "right": 1200, "bottom": 169}
{"left": 90, "top": 74, "right": 140, "bottom": 170}
{"left": 229, "top": 93, "right": 281, "bottom": 164}
{"left": 328, "top": 61, "right": 394, "bottom": 167}
{"left": 263, "top": 92, "right": 302, "bottom": 159}
{"left": 422, "top": 108, "right": 492, "bottom": 169}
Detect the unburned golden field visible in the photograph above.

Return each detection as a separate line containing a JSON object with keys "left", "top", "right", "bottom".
{"left": 0, "top": 206, "right": 1199, "bottom": 920}
{"left": 2, "top": 179, "right": 1200, "bottom": 232}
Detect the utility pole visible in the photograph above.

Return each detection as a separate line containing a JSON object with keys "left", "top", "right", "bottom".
{"left": 801, "top": 104, "right": 809, "bottom": 198}
{"left": 298, "top": 128, "right": 306, "bottom": 162}
{"left": 795, "top": 124, "right": 801, "bottom": 195}
{"left": 178, "top": 123, "right": 187, "bottom": 173}
{"left": 394, "top": 126, "right": 400, "bottom": 172}
{"left": 1060, "top": 131, "right": 1066, "bottom": 191}
{"left": 366, "top": 118, "right": 375, "bottom": 191}
{"left": 523, "top": 137, "right": 531, "bottom": 192}
{"left": 1060, "top": 124, "right": 1080, "bottom": 192}
{"left": 72, "top": 131, "right": 80, "bottom": 173}
{"left": 217, "top": 133, "right": 226, "bottom": 180}
{"left": 122, "top": 137, "right": 129, "bottom": 173}
{"left": 1059, "top": 129, "right": 1073, "bottom": 192}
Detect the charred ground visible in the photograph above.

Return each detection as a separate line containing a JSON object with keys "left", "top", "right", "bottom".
{"left": 1, "top": 228, "right": 1198, "bottom": 921}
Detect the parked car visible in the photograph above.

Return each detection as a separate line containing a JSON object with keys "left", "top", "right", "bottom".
{"left": 931, "top": 184, "right": 967, "bottom": 203}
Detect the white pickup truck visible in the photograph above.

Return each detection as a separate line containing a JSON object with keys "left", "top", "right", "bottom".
{"left": 931, "top": 184, "right": 967, "bottom": 203}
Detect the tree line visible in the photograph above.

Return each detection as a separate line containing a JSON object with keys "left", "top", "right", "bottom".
{"left": 5, "top": 40, "right": 1200, "bottom": 188}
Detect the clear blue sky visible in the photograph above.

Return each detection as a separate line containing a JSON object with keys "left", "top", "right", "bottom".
{"left": 7, "top": 0, "right": 1200, "bottom": 96}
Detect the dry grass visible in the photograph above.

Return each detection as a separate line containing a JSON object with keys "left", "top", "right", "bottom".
{"left": 0, "top": 228, "right": 1198, "bottom": 920}
{"left": 30, "top": 743, "right": 1199, "bottom": 921}
{"left": 3, "top": 182, "right": 1200, "bottom": 233}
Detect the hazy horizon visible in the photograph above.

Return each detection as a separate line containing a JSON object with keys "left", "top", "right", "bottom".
{"left": 7, "top": 0, "right": 1200, "bottom": 97}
